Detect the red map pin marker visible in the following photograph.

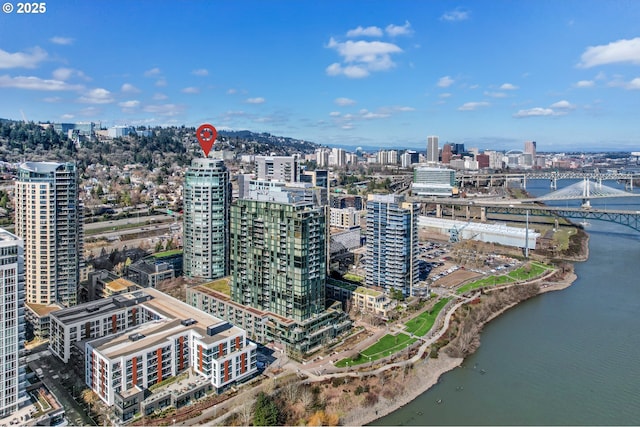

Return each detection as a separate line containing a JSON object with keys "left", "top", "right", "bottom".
{"left": 196, "top": 124, "right": 217, "bottom": 157}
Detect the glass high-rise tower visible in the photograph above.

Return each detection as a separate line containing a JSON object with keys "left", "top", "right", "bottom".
{"left": 230, "top": 198, "right": 327, "bottom": 322}
{"left": 183, "top": 158, "right": 230, "bottom": 279}
{"left": 365, "top": 194, "right": 419, "bottom": 296}
{"left": 0, "top": 230, "right": 28, "bottom": 417}
{"left": 15, "top": 162, "right": 83, "bottom": 310}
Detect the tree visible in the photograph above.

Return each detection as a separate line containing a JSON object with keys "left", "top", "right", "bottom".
{"left": 253, "top": 392, "right": 280, "bottom": 426}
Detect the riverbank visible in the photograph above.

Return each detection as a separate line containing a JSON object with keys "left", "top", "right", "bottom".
{"left": 342, "top": 354, "right": 463, "bottom": 426}
{"left": 348, "top": 248, "right": 586, "bottom": 426}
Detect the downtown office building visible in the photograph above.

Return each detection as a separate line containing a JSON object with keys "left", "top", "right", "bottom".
{"left": 15, "top": 161, "right": 83, "bottom": 338}
{"left": 183, "top": 158, "right": 231, "bottom": 280}
{"left": 365, "top": 194, "right": 419, "bottom": 296}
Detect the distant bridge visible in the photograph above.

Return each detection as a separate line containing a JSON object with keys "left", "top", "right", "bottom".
{"left": 413, "top": 196, "right": 640, "bottom": 232}
{"left": 457, "top": 171, "right": 640, "bottom": 190}
{"left": 482, "top": 204, "right": 640, "bottom": 233}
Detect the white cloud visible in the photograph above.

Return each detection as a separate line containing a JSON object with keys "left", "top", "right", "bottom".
{"left": 437, "top": 76, "right": 454, "bottom": 87}
{"left": 550, "top": 100, "right": 576, "bottom": 109}
{"left": 155, "top": 78, "right": 167, "bottom": 87}
{"left": 78, "top": 88, "right": 114, "bottom": 104}
{"left": 326, "top": 63, "right": 370, "bottom": 78}
{"left": 359, "top": 108, "right": 390, "bottom": 119}
{"left": 439, "top": 93, "right": 452, "bottom": 98}
{"left": 227, "top": 88, "right": 237, "bottom": 94}
{"left": 121, "top": 83, "right": 141, "bottom": 93}
{"left": 326, "top": 37, "right": 403, "bottom": 78}
{"left": 500, "top": 83, "right": 519, "bottom": 90}
{"left": 329, "top": 111, "right": 341, "bottom": 117}
{"left": 579, "top": 37, "right": 640, "bottom": 68}
{"left": 43, "top": 96, "right": 62, "bottom": 103}
{"left": 626, "top": 77, "right": 640, "bottom": 89}
{"left": 513, "top": 107, "right": 555, "bottom": 118}
{"left": 484, "top": 91, "right": 507, "bottom": 98}
{"left": 61, "top": 113, "right": 74, "bottom": 120}
{"left": 52, "top": 68, "right": 74, "bottom": 81}
{"left": 181, "top": 86, "right": 200, "bottom": 94}
{"left": 52, "top": 67, "right": 90, "bottom": 81}
{"left": 575, "top": 80, "right": 595, "bottom": 88}
{"left": 515, "top": 100, "right": 577, "bottom": 118}
{"left": 458, "top": 101, "right": 490, "bottom": 111}
{"left": 335, "top": 97, "right": 356, "bottom": 106}
{"left": 0, "top": 74, "right": 82, "bottom": 91}
{"left": 192, "top": 68, "right": 209, "bottom": 76}
{"left": 346, "top": 26, "right": 383, "bottom": 38}
{"left": 144, "top": 67, "right": 161, "bottom": 77}
{"left": 152, "top": 93, "right": 168, "bottom": 100}
{"left": 246, "top": 97, "right": 266, "bottom": 104}
{"left": 118, "top": 100, "right": 140, "bottom": 108}
{"left": 142, "top": 104, "right": 185, "bottom": 116}
{"left": 50, "top": 36, "right": 74, "bottom": 45}
{"left": 385, "top": 21, "right": 413, "bottom": 37}
{"left": 0, "top": 47, "right": 48, "bottom": 69}
{"left": 391, "top": 105, "right": 415, "bottom": 112}
{"left": 441, "top": 8, "right": 471, "bottom": 22}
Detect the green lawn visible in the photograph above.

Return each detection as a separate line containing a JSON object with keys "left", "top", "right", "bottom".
{"left": 404, "top": 298, "right": 451, "bottom": 336}
{"left": 152, "top": 249, "right": 183, "bottom": 258}
{"left": 457, "top": 275, "right": 513, "bottom": 294}
{"left": 334, "top": 333, "right": 417, "bottom": 367}
{"left": 457, "top": 262, "right": 554, "bottom": 295}
{"left": 343, "top": 273, "right": 365, "bottom": 283}
{"left": 507, "top": 263, "right": 551, "bottom": 281}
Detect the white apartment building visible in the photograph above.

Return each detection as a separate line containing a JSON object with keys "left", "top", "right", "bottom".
{"left": 330, "top": 207, "right": 360, "bottom": 229}
{"left": 0, "top": 231, "right": 28, "bottom": 417}
{"left": 15, "top": 162, "right": 83, "bottom": 338}
{"left": 255, "top": 155, "right": 299, "bottom": 182}
{"left": 49, "top": 288, "right": 257, "bottom": 407}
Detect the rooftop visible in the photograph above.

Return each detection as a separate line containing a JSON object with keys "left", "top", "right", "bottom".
{"left": 106, "top": 278, "right": 137, "bottom": 292}
{"left": 201, "top": 277, "right": 231, "bottom": 296}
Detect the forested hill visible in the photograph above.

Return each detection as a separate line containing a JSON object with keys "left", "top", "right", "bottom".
{"left": 0, "top": 119, "right": 319, "bottom": 170}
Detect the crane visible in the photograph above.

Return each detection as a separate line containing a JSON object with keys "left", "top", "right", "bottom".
{"left": 448, "top": 219, "right": 473, "bottom": 243}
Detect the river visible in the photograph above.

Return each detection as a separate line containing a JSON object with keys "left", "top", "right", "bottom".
{"left": 372, "top": 179, "right": 640, "bottom": 425}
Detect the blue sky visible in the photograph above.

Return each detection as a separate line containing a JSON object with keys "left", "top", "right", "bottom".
{"left": 1, "top": 0, "right": 640, "bottom": 151}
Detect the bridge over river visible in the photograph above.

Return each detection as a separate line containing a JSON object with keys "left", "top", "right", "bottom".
{"left": 457, "top": 171, "right": 640, "bottom": 190}
{"left": 413, "top": 179, "right": 640, "bottom": 232}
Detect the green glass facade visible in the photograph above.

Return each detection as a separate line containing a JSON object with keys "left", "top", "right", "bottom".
{"left": 230, "top": 199, "right": 327, "bottom": 322}
{"left": 183, "top": 159, "right": 230, "bottom": 280}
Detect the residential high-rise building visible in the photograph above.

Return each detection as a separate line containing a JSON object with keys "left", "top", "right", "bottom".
{"left": 183, "top": 158, "right": 230, "bottom": 280}
{"left": 0, "top": 231, "right": 28, "bottom": 417}
{"left": 15, "top": 162, "right": 83, "bottom": 337}
{"left": 230, "top": 198, "right": 327, "bottom": 322}
{"left": 427, "top": 136, "right": 439, "bottom": 163}
{"left": 366, "top": 194, "right": 419, "bottom": 296}
{"left": 255, "top": 155, "right": 299, "bottom": 182}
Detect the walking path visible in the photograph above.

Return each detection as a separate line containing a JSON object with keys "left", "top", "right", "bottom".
{"left": 185, "top": 292, "right": 479, "bottom": 426}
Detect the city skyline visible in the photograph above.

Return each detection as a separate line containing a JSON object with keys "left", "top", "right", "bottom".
{"left": 1, "top": 1, "right": 640, "bottom": 151}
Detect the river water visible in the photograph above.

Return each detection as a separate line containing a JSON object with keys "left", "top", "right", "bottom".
{"left": 372, "top": 179, "right": 640, "bottom": 425}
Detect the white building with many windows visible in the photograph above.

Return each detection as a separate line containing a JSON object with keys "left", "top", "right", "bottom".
{"left": 411, "top": 166, "right": 456, "bottom": 196}
{"left": 0, "top": 230, "right": 28, "bottom": 418}
{"left": 49, "top": 288, "right": 257, "bottom": 411}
